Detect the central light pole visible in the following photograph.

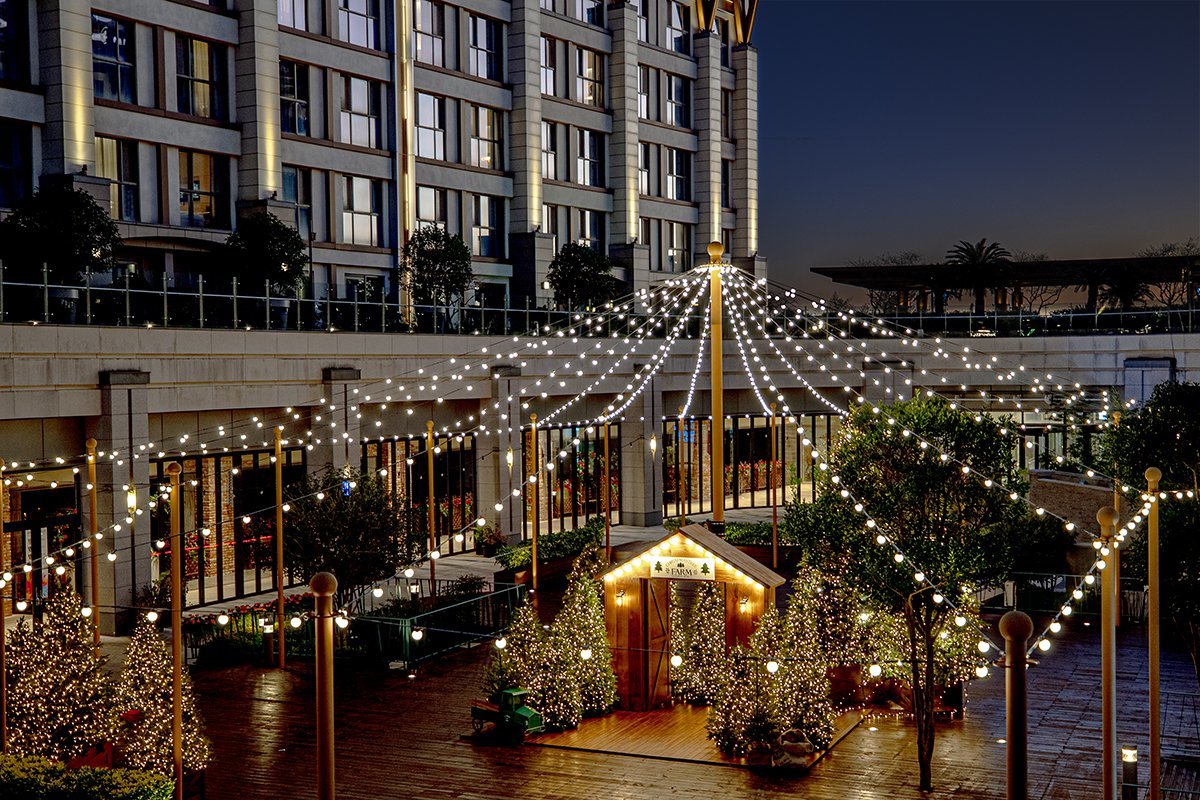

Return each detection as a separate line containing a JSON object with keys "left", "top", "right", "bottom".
{"left": 707, "top": 242, "right": 725, "bottom": 533}
{"left": 274, "top": 427, "right": 285, "bottom": 669}
{"left": 426, "top": 420, "right": 437, "bottom": 596}
{"left": 167, "top": 462, "right": 184, "bottom": 800}
{"left": 1146, "top": 467, "right": 1162, "bottom": 800}
{"left": 1099, "top": 504, "right": 1117, "bottom": 800}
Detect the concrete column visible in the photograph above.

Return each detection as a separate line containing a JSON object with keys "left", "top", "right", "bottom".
{"left": 508, "top": 0, "right": 542, "bottom": 234}
{"left": 234, "top": 0, "right": 283, "bottom": 200}
{"left": 38, "top": 0, "right": 94, "bottom": 176}
{"left": 86, "top": 371, "right": 151, "bottom": 635}
{"left": 694, "top": 31, "right": 722, "bottom": 258}
{"left": 609, "top": 1, "right": 641, "bottom": 263}
{"left": 619, "top": 380, "right": 661, "bottom": 527}
{"left": 310, "top": 367, "right": 362, "bottom": 472}
{"left": 731, "top": 44, "right": 760, "bottom": 269}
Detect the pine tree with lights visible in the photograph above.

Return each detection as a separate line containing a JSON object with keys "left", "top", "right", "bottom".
{"left": 670, "top": 582, "right": 726, "bottom": 704}
{"left": 768, "top": 597, "right": 835, "bottom": 748}
{"left": 4, "top": 587, "right": 113, "bottom": 760}
{"left": 550, "top": 545, "right": 617, "bottom": 715}
{"left": 114, "top": 615, "right": 211, "bottom": 775}
{"left": 706, "top": 645, "right": 769, "bottom": 756}
{"left": 491, "top": 598, "right": 582, "bottom": 730}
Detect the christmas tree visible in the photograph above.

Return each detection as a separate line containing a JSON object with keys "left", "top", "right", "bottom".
{"left": 669, "top": 581, "right": 726, "bottom": 704}
{"left": 114, "top": 615, "right": 211, "bottom": 775}
{"left": 4, "top": 587, "right": 113, "bottom": 760}
{"left": 775, "top": 588, "right": 836, "bottom": 749}
{"left": 550, "top": 545, "right": 617, "bottom": 715}
{"left": 489, "top": 598, "right": 582, "bottom": 730}
{"left": 705, "top": 645, "right": 766, "bottom": 756}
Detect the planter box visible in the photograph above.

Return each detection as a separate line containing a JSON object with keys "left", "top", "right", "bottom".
{"left": 497, "top": 555, "right": 576, "bottom": 588}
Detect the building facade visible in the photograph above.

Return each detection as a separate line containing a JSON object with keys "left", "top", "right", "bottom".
{"left": 0, "top": 0, "right": 764, "bottom": 307}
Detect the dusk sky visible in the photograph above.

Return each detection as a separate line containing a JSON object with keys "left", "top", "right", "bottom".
{"left": 753, "top": 0, "right": 1200, "bottom": 295}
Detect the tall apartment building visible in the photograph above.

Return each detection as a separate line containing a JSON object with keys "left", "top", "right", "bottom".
{"left": 0, "top": 0, "right": 763, "bottom": 306}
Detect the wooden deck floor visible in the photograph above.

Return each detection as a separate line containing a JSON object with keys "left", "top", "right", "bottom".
{"left": 192, "top": 621, "right": 1199, "bottom": 800}
{"left": 528, "top": 703, "right": 862, "bottom": 767}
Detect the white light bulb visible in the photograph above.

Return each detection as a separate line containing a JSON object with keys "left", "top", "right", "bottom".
{"left": 868, "top": 664, "right": 883, "bottom": 678}
{"left": 954, "top": 615, "right": 967, "bottom": 627}
{"left": 670, "top": 654, "right": 683, "bottom": 668}
{"left": 81, "top": 606, "right": 93, "bottom": 618}
{"left": 1050, "top": 621, "right": 1062, "bottom": 633}
{"left": 290, "top": 617, "right": 302, "bottom": 629}
{"left": 372, "top": 587, "right": 384, "bottom": 598}
{"left": 977, "top": 641, "right": 991, "bottom": 654}
{"left": 1038, "top": 639, "right": 1051, "bottom": 652}
{"left": 404, "top": 568, "right": 415, "bottom": 578}
{"left": 580, "top": 648, "right": 593, "bottom": 661}
{"left": 495, "top": 637, "right": 507, "bottom": 650}
{"left": 146, "top": 611, "right": 159, "bottom": 623}
{"left": 217, "top": 614, "right": 230, "bottom": 626}
{"left": 766, "top": 660, "right": 779, "bottom": 674}
{"left": 412, "top": 629, "right": 424, "bottom": 641}
{"left": 975, "top": 666, "right": 989, "bottom": 679}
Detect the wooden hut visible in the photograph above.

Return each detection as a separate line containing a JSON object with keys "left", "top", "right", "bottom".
{"left": 599, "top": 523, "right": 785, "bottom": 711}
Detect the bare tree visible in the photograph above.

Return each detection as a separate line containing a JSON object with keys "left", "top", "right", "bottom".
{"left": 846, "top": 251, "right": 925, "bottom": 314}
{"left": 1140, "top": 238, "right": 1199, "bottom": 308}
{"left": 1007, "top": 251, "right": 1064, "bottom": 313}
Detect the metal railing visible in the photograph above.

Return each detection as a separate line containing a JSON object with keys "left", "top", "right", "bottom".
{"left": 834, "top": 307, "right": 1200, "bottom": 337}
{"left": 0, "top": 268, "right": 699, "bottom": 337}
{"left": 980, "top": 573, "right": 1147, "bottom": 619}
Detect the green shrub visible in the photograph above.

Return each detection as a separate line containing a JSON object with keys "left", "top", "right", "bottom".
{"left": 721, "top": 522, "right": 773, "bottom": 545}
{"left": 0, "top": 754, "right": 173, "bottom": 800}
{"left": 495, "top": 517, "right": 604, "bottom": 570}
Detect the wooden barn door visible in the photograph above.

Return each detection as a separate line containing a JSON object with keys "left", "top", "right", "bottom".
{"left": 645, "top": 578, "right": 672, "bottom": 708}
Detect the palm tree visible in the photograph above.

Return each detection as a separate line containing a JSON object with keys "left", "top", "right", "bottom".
{"left": 945, "top": 239, "right": 1012, "bottom": 313}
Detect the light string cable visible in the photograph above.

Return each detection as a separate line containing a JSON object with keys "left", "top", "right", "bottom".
{"left": 727, "top": 269, "right": 1106, "bottom": 541}
{"left": 728, "top": 273, "right": 1148, "bottom": 656}
{"left": 345, "top": 273, "right": 707, "bottom": 445}
{"left": 723, "top": 278, "right": 1003, "bottom": 660}
{"left": 5, "top": 283, "right": 678, "bottom": 471}
{"left": 2, "top": 280, "right": 706, "bottom": 595}
{"left": 678, "top": 300, "right": 712, "bottom": 419}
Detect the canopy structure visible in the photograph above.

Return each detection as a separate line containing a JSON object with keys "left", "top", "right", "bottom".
{"left": 600, "top": 523, "right": 785, "bottom": 711}
{"left": 813, "top": 255, "right": 1200, "bottom": 313}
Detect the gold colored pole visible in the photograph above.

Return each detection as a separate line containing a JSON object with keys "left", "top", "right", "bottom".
{"left": 310, "top": 571, "right": 338, "bottom": 800}
{"left": 530, "top": 413, "right": 539, "bottom": 598}
{"left": 769, "top": 403, "right": 778, "bottom": 570}
{"left": 1146, "top": 467, "right": 1162, "bottom": 800}
{"left": 603, "top": 422, "right": 611, "bottom": 560}
{"left": 426, "top": 421, "right": 437, "bottom": 596}
{"left": 274, "top": 428, "right": 286, "bottom": 669}
{"left": 1099, "top": 505, "right": 1117, "bottom": 800}
{"left": 167, "top": 462, "right": 184, "bottom": 800}
{"left": 86, "top": 438, "right": 100, "bottom": 647}
{"left": 0, "top": 459, "right": 7, "bottom": 754}
{"left": 707, "top": 242, "right": 725, "bottom": 530}
{"left": 1000, "top": 609, "right": 1033, "bottom": 800}
{"left": 676, "top": 407, "right": 686, "bottom": 527}
{"left": 1112, "top": 412, "right": 1122, "bottom": 630}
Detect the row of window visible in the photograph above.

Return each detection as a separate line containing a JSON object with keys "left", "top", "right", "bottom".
{"left": 278, "top": 0, "right": 382, "bottom": 50}
{"left": 415, "top": 94, "right": 505, "bottom": 173}
{"left": 539, "top": 37, "right": 606, "bottom": 109}
{"left": 91, "top": 13, "right": 228, "bottom": 120}
{"left": 413, "top": 0, "right": 502, "bottom": 81}
{"left": 279, "top": 61, "right": 383, "bottom": 149}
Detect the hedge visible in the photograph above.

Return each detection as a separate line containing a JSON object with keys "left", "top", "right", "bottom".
{"left": 0, "top": 754, "right": 172, "bottom": 799}
{"left": 494, "top": 517, "right": 604, "bottom": 570}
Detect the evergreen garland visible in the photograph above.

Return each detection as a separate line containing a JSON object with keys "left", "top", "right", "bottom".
{"left": 114, "top": 616, "right": 211, "bottom": 774}
{"left": 4, "top": 588, "right": 113, "bottom": 760}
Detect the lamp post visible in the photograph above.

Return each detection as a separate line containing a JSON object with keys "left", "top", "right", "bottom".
{"left": 1146, "top": 467, "right": 1162, "bottom": 800}
{"left": 426, "top": 421, "right": 437, "bottom": 596}
{"left": 1000, "top": 609, "right": 1033, "bottom": 800}
{"left": 530, "top": 413, "right": 539, "bottom": 599}
{"left": 676, "top": 406, "right": 685, "bottom": 527}
{"left": 86, "top": 438, "right": 100, "bottom": 647}
{"left": 274, "top": 428, "right": 286, "bottom": 669}
{"left": 602, "top": 420, "right": 611, "bottom": 560}
{"left": 311, "top": 571, "right": 337, "bottom": 800}
{"left": 1098, "top": 504, "right": 1117, "bottom": 800}
{"left": 0, "top": 458, "right": 7, "bottom": 753}
{"left": 769, "top": 403, "right": 778, "bottom": 570}
{"left": 707, "top": 242, "right": 725, "bottom": 533}
{"left": 166, "top": 462, "right": 184, "bottom": 800}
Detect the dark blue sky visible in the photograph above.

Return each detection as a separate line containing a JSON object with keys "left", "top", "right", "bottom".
{"left": 753, "top": 0, "right": 1200, "bottom": 293}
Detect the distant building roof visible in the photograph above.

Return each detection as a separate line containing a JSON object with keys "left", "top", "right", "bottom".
{"left": 812, "top": 256, "right": 1199, "bottom": 291}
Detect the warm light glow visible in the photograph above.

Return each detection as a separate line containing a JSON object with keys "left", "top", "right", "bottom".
{"left": 868, "top": 664, "right": 883, "bottom": 678}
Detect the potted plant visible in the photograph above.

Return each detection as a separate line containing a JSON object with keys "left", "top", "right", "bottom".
{"left": 224, "top": 211, "right": 308, "bottom": 328}
{"left": 474, "top": 523, "right": 505, "bottom": 557}
{"left": 0, "top": 183, "right": 119, "bottom": 323}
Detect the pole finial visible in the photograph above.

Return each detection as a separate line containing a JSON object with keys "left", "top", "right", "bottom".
{"left": 707, "top": 241, "right": 725, "bottom": 265}
{"left": 1145, "top": 466, "right": 1161, "bottom": 488}
{"left": 310, "top": 571, "right": 338, "bottom": 597}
